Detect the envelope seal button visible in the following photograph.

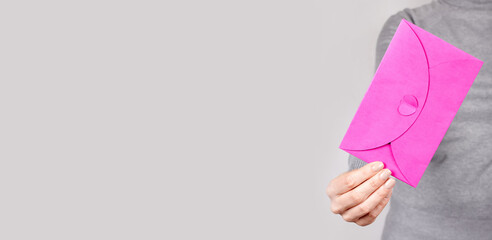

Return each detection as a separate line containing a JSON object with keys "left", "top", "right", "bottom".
{"left": 398, "top": 95, "right": 418, "bottom": 116}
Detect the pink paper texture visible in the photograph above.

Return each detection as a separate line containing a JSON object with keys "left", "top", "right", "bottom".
{"left": 339, "top": 19, "right": 483, "bottom": 187}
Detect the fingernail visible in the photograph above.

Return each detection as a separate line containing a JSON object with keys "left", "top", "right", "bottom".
{"left": 384, "top": 178, "right": 396, "bottom": 189}
{"left": 372, "top": 162, "right": 384, "bottom": 172}
{"left": 379, "top": 169, "right": 391, "bottom": 180}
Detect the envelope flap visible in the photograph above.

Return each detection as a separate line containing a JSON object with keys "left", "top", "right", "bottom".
{"left": 404, "top": 19, "right": 478, "bottom": 67}
{"left": 340, "top": 20, "right": 429, "bottom": 151}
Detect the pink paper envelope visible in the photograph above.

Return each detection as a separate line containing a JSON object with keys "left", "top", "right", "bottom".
{"left": 339, "top": 19, "right": 483, "bottom": 187}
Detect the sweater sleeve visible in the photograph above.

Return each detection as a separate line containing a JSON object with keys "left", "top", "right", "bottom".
{"left": 347, "top": 10, "right": 415, "bottom": 171}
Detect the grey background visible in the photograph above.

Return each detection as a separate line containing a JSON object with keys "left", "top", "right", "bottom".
{"left": 0, "top": 0, "right": 429, "bottom": 239}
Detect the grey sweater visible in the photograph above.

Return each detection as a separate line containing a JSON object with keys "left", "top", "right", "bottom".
{"left": 348, "top": 0, "right": 492, "bottom": 239}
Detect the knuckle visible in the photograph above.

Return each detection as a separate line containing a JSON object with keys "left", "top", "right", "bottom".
{"left": 344, "top": 175, "right": 356, "bottom": 189}
{"left": 355, "top": 220, "right": 367, "bottom": 227}
{"left": 362, "top": 167, "right": 374, "bottom": 178}
{"left": 330, "top": 204, "right": 342, "bottom": 214}
{"left": 326, "top": 185, "right": 333, "bottom": 198}
{"left": 369, "top": 178, "right": 380, "bottom": 189}
{"left": 326, "top": 181, "right": 338, "bottom": 198}
{"left": 348, "top": 193, "right": 358, "bottom": 202}
{"left": 384, "top": 192, "right": 393, "bottom": 200}
{"left": 368, "top": 211, "right": 379, "bottom": 219}
{"left": 342, "top": 213, "right": 355, "bottom": 222}
{"left": 374, "top": 190, "right": 387, "bottom": 201}
{"left": 349, "top": 192, "right": 364, "bottom": 203}
{"left": 357, "top": 218, "right": 374, "bottom": 226}
{"left": 358, "top": 204, "right": 371, "bottom": 215}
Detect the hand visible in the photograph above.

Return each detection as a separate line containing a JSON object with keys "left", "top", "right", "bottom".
{"left": 326, "top": 161, "right": 395, "bottom": 226}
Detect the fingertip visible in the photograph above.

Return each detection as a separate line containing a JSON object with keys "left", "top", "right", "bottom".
{"left": 384, "top": 178, "right": 396, "bottom": 189}
{"left": 370, "top": 161, "right": 384, "bottom": 172}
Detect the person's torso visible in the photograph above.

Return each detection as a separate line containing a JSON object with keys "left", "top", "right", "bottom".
{"left": 383, "top": 1, "right": 492, "bottom": 239}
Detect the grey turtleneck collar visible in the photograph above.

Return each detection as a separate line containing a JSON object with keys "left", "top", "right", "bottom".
{"left": 439, "top": 0, "right": 492, "bottom": 9}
